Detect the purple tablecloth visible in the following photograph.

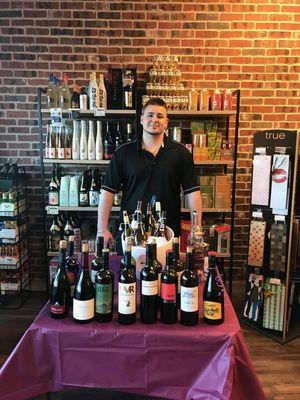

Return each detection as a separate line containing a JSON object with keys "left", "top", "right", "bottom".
{"left": 0, "top": 256, "right": 265, "bottom": 400}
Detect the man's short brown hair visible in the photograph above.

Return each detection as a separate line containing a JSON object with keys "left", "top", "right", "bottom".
{"left": 142, "top": 97, "right": 167, "bottom": 113}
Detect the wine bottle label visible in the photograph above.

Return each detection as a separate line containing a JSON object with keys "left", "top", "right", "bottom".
{"left": 161, "top": 283, "right": 176, "bottom": 302}
{"left": 142, "top": 280, "right": 158, "bottom": 296}
{"left": 125, "top": 91, "right": 132, "bottom": 108}
{"left": 90, "top": 269, "right": 97, "bottom": 284}
{"left": 118, "top": 282, "right": 136, "bottom": 314}
{"left": 49, "top": 235, "right": 60, "bottom": 251}
{"left": 181, "top": 286, "right": 199, "bottom": 312}
{"left": 177, "top": 270, "right": 184, "bottom": 293}
{"left": 203, "top": 301, "right": 222, "bottom": 320}
{"left": 48, "top": 148, "right": 56, "bottom": 159}
{"left": 79, "top": 193, "right": 88, "bottom": 204}
{"left": 96, "top": 283, "right": 113, "bottom": 314}
{"left": 57, "top": 148, "right": 65, "bottom": 159}
{"left": 50, "top": 303, "right": 65, "bottom": 315}
{"left": 65, "top": 147, "right": 71, "bottom": 159}
{"left": 73, "top": 298, "right": 95, "bottom": 320}
{"left": 89, "top": 191, "right": 99, "bottom": 206}
{"left": 80, "top": 149, "right": 87, "bottom": 159}
{"left": 49, "top": 193, "right": 59, "bottom": 205}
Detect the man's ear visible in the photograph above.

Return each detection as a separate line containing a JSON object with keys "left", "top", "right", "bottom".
{"left": 140, "top": 114, "right": 143, "bottom": 124}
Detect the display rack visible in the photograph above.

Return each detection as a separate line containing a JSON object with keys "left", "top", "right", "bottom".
{"left": 0, "top": 168, "right": 31, "bottom": 308}
{"left": 242, "top": 129, "right": 299, "bottom": 343}
{"left": 37, "top": 88, "right": 240, "bottom": 295}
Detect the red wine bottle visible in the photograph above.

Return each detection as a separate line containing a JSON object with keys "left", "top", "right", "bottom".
{"left": 90, "top": 236, "right": 104, "bottom": 284}
{"left": 95, "top": 248, "right": 114, "bottom": 323}
{"left": 172, "top": 237, "right": 184, "bottom": 307}
{"left": 65, "top": 235, "right": 79, "bottom": 300}
{"left": 118, "top": 241, "right": 136, "bottom": 325}
{"left": 50, "top": 240, "right": 70, "bottom": 319}
{"left": 160, "top": 250, "right": 178, "bottom": 324}
{"left": 180, "top": 246, "right": 199, "bottom": 326}
{"left": 140, "top": 243, "right": 158, "bottom": 324}
{"left": 203, "top": 251, "right": 224, "bottom": 325}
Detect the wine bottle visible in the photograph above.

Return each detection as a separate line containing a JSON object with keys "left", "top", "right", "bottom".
{"left": 64, "top": 125, "right": 72, "bottom": 159}
{"left": 79, "top": 172, "right": 89, "bottom": 207}
{"left": 134, "top": 201, "right": 147, "bottom": 247}
{"left": 140, "top": 242, "right": 158, "bottom": 324}
{"left": 48, "top": 124, "right": 57, "bottom": 159}
{"left": 71, "top": 84, "right": 80, "bottom": 109}
{"left": 98, "top": 73, "right": 107, "bottom": 110}
{"left": 45, "top": 123, "right": 51, "bottom": 158}
{"left": 72, "top": 120, "right": 80, "bottom": 160}
{"left": 160, "top": 251, "right": 178, "bottom": 324}
{"left": 180, "top": 246, "right": 199, "bottom": 326}
{"left": 95, "top": 121, "right": 103, "bottom": 160}
{"left": 188, "top": 210, "right": 206, "bottom": 279}
{"left": 60, "top": 73, "right": 71, "bottom": 109}
{"left": 90, "top": 236, "right": 104, "bottom": 285}
{"left": 46, "top": 73, "right": 58, "bottom": 109}
{"left": 151, "top": 239, "right": 162, "bottom": 297}
{"left": 203, "top": 251, "right": 224, "bottom": 325}
{"left": 123, "top": 210, "right": 133, "bottom": 239}
{"left": 120, "top": 236, "right": 136, "bottom": 272}
{"left": 48, "top": 171, "right": 59, "bottom": 206}
{"left": 89, "top": 170, "right": 99, "bottom": 207}
{"left": 73, "top": 243, "right": 95, "bottom": 323}
{"left": 115, "top": 122, "right": 123, "bottom": 150}
{"left": 104, "top": 122, "right": 114, "bottom": 160}
{"left": 88, "top": 72, "right": 100, "bottom": 110}
{"left": 88, "top": 120, "right": 95, "bottom": 160}
{"left": 80, "top": 120, "right": 88, "bottom": 160}
{"left": 50, "top": 240, "right": 70, "bottom": 318}
{"left": 79, "top": 86, "right": 88, "bottom": 110}
{"left": 122, "top": 69, "right": 135, "bottom": 110}
{"left": 57, "top": 126, "right": 65, "bottom": 159}
{"left": 145, "top": 202, "right": 156, "bottom": 237}
{"left": 126, "top": 123, "right": 133, "bottom": 142}
{"left": 65, "top": 235, "right": 79, "bottom": 299}
{"left": 95, "top": 248, "right": 114, "bottom": 322}
{"left": 118, "top": 240, "right": 136, "bottom": 325}
{"left": 172, "top": 237, "right": 184, "bottom": 307}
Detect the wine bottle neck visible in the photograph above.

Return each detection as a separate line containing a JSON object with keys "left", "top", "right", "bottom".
{"left": 102, "top": 252, "right": 109, "bottom": 269}
{"left": 67, "top": 242, "right": 74, "bottom": 257}
{"left": 173, "top": 243, "right": 180, "bottom": 260}
{"left": 185, "top": 253, "right": 192, "bottom": 270}
{"left": 58, "top": 248, "right": 67, "bottom": 271}
{"left": 124, "top": 251, "right": 132, "bottom": 268}
{"left": 81, "top": 252, "right": 89, "bottom": 271}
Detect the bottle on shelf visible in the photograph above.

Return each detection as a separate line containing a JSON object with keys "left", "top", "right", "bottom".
{"left": 126, "top": 123, "right": 133, "bottom": 142}
{"left": 64, "top": 125, "right": 72, "bottom": 159}
{"left": 65, "top": 235, "right": 79, "bottom": 299}
{"left": 160, "top": 251, "right": 178, "bottom": 324}
{"left": 95, "top": 121, "right": 103, "bottom": 160}
{"left": 79, "top": 86, "right": 88, "bottom": 110}
{"left": 47, "top": 124, "right": 57, "bottom": 159}
{"left": 145, "top": 202, "right": 156, "bottom": 237}
{"left": 88, "top": 120, "right": 95, "bottom": 160}
{"left": 134, "top": 201, "right": 147, "bottom": 247}
{"left": 88, "top": 72, "right": 100, "bottom": 110}
{"left": 180, "top": 246, "right": 199, "bottom": 326}
{"left": 89, "top": 169, "right": 99, "bottom": 207}
{"left": 90, "top": 236, "right": 104, "bottom": 285}
{"left": 115, "top": 122, "right": 123, "bottom": 150}
{"left": 72, "top": 215, "right": 82, "bottom": 253}
{"left": 188, "top": 210, "right": 207, "bottom": 280}
{"left": 118, "top": 239, "right": 136, "bottom": 325}
{"left": 63, "top": 217, "right": 74, "bottom": 242}
{"left": 80, "top": 120, "right": 88, "bottom": 160}
{"left": 122, "top": 69, "right": 135, "bottom": 110}
{"left": 73, "top": 243, "right": 95, "bottom": 323}
{"left": 60, "top": 73, "right": 71, "bottom": 109}
{"left": 104, "top": 122, "right": 114, "bottom": 160}
{"left": 57, "top": 126, "right": 65, "bottom": 159}
{"left": 140, "top": 242, "right": 158, "bottom": 324}
{"left": 72, "top": 120, "right": 80, "bottom": 160}
{"left": 95, "top": 248, "right": 114, "bottom": 323}
{"left": 98, "top": 73, "right": 107, "bottom": 110}
{"left": 48, "top": 171, "right": 59, "bottom": 206}
{"left": 71, "top": 84, "right": 80, "bottom": 109}
{"left": 46, "top": 73, "right": 58, "bottom": 109}
{"left": 49, "top": 240, "right": 70, "bottom": 319}
{"left": 172, "top": 237, "right": 184, "bottom": 307}
{"left": 203, "top": 251, "right": 224, "bottom": 325}
{"left": 79, "top": 172, "right": 89, "bottom": 207}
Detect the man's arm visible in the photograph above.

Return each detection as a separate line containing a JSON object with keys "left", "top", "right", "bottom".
{"left": 186, "top": 190, "right": 203, "bottom": 226}
{"left": 97, "top": 189, "right": 114, "bottom": 247}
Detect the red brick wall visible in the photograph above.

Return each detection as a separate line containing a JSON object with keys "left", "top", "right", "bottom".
{"left": 1, "top": 1, "right": 299, "bottom": 289}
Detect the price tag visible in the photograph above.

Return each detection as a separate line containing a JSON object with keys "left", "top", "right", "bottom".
{"left": 50, "top": 108, "right": 63, "bottom": 127}
{"left": 47, "top": 206, "right": 59, "bottom": 215}
{"left": 94, "top": 108, "right": 105, "bottom": 117}
{"left": 274, "top": 146, "right": 286, "bottom": 154}
{"left": 274, "top": 215, "right": 285, "bottom": 222}
{"left": 269, "top": 278, "right": 281, "bottom": 285}
{"left": 252, "top": 211, "right": 263, "bottom": 219}
{"left": 255, "top": 147, "right": 266, "bottom": 154}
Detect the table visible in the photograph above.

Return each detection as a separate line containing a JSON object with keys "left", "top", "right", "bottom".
{"left": 0, "top": 257, "right": 265, "bottom": 400}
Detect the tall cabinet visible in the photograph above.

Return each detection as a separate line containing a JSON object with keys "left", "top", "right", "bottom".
{"left": 37, "top": 88, "right": 240, "bottom": 294}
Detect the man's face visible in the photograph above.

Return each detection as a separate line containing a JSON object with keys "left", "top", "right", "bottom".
{"left": 140, "top": 105, "right": 168, "bottom": 137}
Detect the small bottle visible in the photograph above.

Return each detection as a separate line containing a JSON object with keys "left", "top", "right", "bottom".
{"left": 57, "top": 126, "right": 65, "bottom": 159}
{"left": 198, "top": 89, "right": 209, "bottom": 111}
{"left": 80, "top": 120, "right": 88, "bottom": 160}
{"left": 95, "top": 121, "right": 103, "bottom": 160}
{"left": 140, "top": 242, "right": 158, "bottom": 324}
{"left": 50, "top": 240, "right": 70, "bottom": 318}
{"left": 118, "top": 240, "right": 136, "bottom": 325}
{"left": 88, "top": 72, "right": 100, "bottom": 110}
{"left": 172, "top": 237, "right": 184, "bottom": 307}
{"left": 71, "top": 84, "right": 80, "bottom": 109}
{"left": 63, "top": 217, "right": 74, "bottom": 242}
{"left": 180, "top": 246, "right": 199, "bottom": 326}
{"left": 48, "top": 124, "right": 57, "bottom": 159}
{"left": 65, "top": 235, "right": 79, "bottom": 300}
{"left": 203, "top": 251, "right": 224, "bottom": 325}
{"left": 89, "top": 170, "right": 99, "bottom": 207}
{"left": 91, "top": 236, "right": 104, "bottom": 285}
{"left": 134, "top": 203, "right": 147, "bottom": 247}
{"left": 88, "top": 120, "right": 95, "bottom": 160}
{"left": 79, "top": 172, "right": 89, "bottom": 207}
{"left": 122, "top": 69, "right": 134, "bottom": 110}
{"left": 79, "top": 86, "right": 88, "bottom": 110}
{"left": 72, "top": 120, "right": 80, "bottom": 160}
{"left": 115, "top": 122, "right": 123, "bottom": 150}
{"left": 48, "top": 170, "right": 59, "bottom": 206}
{"left": 104, "top": 122, "right": 114, "bottom": 160}
{"left": 145, "top": 202, "right": 156, "bottom": 237}
{"left": 126, "top": 123, "right": 133, "bottom": 142}
{"left": 98, "top": 73, "right": 107, "bottom": 110}
{"left": 64, "top": 125, "right": 72, "bottom": 159}
{"left": 95, "top": 248, "right": 114, "bottom": 323}
{"left": 49, "top": 216, "right": 61, "bottom": 252}
{"left": 60, "top": 73, "right": 71, "bottom": 109}
{"left": 73, "top": 243, "right": 95, "bottom": 323}
{"left": 160, "top": 251, "right": 178, "bottom": 324}
{"left": 46, "top": 73, "right": 58, "bottom": 109}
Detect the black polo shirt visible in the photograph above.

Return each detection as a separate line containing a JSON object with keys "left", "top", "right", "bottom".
{"left": 102, "top": 135, "right": 199, "bottom": 236}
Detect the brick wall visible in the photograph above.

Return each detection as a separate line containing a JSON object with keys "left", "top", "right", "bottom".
{"left": 0, "top": 1, "right": 299, "bottom": 290}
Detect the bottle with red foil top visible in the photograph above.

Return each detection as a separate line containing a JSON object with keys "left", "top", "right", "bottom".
{"left": 50, "top": 240, "right": 71, "bottom": 319}
{"left": 222, "top": 89, "right": 233, "bottom": 110}
{"left": 210, "top": 89, "right": 222, "bottom": 111}
{"left": 160, "top": 250, "right": 178, "bottom": 324}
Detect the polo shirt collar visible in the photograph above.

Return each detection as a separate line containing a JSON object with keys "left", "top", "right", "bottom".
{"left": 137, "top": 133, "right": 173, "bottom": 151}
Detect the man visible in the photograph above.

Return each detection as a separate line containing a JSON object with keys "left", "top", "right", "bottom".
{"left": 97, "top": 97, "right": 202, "bottom": 247}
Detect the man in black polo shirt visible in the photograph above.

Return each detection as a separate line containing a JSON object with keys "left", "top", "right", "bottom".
{"left": 97, "top": 97, "right": 202, "bottom": 247}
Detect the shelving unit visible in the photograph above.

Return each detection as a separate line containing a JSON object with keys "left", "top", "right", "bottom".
{"left": 37, "top": 87, "right": 240, "bottom": 294}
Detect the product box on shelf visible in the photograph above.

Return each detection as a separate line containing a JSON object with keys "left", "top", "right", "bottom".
{"left": 200, "top": 176, "right": 215, "bottom": 209}
{"left": 215, "top": 225, "right": 231, "bottom": 254}
{"left": 262, "top": 279, "right": 285, "bottom": 332}
{"left": 215, "top": 175, "right": 231, "bottom": 209}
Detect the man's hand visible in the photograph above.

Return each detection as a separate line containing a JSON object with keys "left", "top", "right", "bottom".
{"left": 97, "top": 229, "right": 114, "bottom": 249}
